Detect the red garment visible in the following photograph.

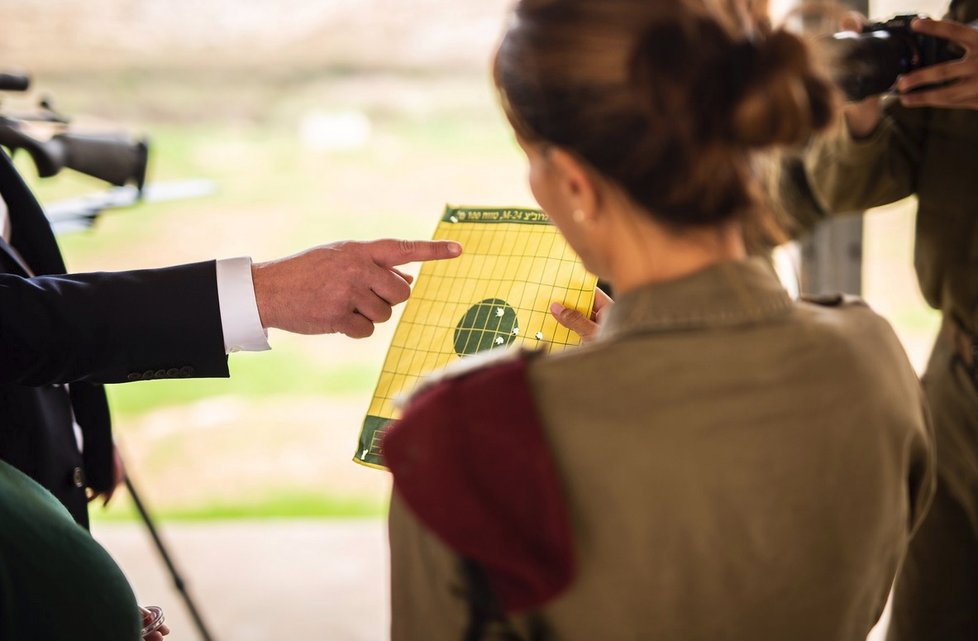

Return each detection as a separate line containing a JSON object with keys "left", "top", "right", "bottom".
{"left": 384, "top": 354, "right": 575, "bottom": 613}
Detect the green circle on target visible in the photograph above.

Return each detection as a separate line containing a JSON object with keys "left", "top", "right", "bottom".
{"left": 453, "top": 298, "right": 519, "bottom": 357}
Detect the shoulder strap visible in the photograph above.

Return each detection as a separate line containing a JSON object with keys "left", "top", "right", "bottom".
{"left": 0, "top": 150, "right": 65, "bottom": 276}
{"left": 385, "top": 354, "right": 576, "bottom": 614}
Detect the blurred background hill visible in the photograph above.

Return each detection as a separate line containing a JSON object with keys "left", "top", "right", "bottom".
{"left": 1, "top": 0, "right": 508, "bottom": 72}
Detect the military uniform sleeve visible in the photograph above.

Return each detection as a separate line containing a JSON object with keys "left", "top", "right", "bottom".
{"left": 773, "top": 152, "right": 830, "bottom": 237}
{"left": 0, "top": 260, "right": 229, "bottom": 385}
{"left": 907, "top": 389, "right": 937, "bottom": 538}
{"left": 389, "top": 490, "right": 472, "bottom": 641}
{"left": 802, "top": 104, "right": 927, "bottom": 215}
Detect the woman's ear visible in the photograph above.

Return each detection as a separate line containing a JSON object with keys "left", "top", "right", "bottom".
{"left": 547, "top": 147, "right": 600, "bottom": 221}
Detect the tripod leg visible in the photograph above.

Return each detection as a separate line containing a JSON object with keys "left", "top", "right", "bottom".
{"left": 125, "top": 474, "right": 219, "bottom": 641}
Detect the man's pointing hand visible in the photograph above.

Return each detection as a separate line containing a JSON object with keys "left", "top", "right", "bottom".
{"left": 252, "top": 239, "right": 462, "bottom": 337}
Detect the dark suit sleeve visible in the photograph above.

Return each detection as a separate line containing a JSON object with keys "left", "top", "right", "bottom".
{"left": 0, "top": 260, "right": 229, "bottom": 385}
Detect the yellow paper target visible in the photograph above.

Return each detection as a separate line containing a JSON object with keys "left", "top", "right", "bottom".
{"left": 354, "top": 205, "right": 597, "bottom": 469}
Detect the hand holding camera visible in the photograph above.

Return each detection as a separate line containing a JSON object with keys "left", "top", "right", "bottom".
{"left": 832, "top": 14, "right": 963, "bottom": 101}
{"left": 896, "top": 17, "right": 978, "bottom": 109}
{"left": 829, "top": 13, "right": 978, "bottom": 137}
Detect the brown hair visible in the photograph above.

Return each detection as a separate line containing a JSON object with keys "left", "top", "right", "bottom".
{"left": 494, "top": 0, "right": 837, "bottom": 238}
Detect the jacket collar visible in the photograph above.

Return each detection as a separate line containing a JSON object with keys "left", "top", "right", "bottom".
{"left": 0, "top": 150, "right": 65, "bottom": 276}
{"left": 599, "top": 257, "right": 793, "bottom": 340}
{"left": 0, "top": 236, "right": 32, "bottom": 276}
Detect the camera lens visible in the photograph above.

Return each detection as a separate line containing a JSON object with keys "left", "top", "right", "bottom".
{"left": 830, "top": 30, "right": 915, "bottom": 101}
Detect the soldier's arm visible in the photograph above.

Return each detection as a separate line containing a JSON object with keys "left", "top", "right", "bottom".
{"left": 800, "top": 99, "right": 926, "bottom": 217}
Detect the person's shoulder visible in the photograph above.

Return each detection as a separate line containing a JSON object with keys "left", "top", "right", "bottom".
{"left": 395, "top": 345, "right": 542, "bottom": 410}
{"left": 385, "top": 344, "right": 575, "bottom": 613}
{"left": 797, "top": 292, "right": 865, "bottom": 308}
{"left": 0, "top": 460, "right": 66, "bottom": 522}
{"left": 794, "top": 292, "right": 916, "bottom": 378}
{"left": 387, "top": 346, "right": 548, "bottom": 458}
{"left": 795, "top": 291, "right": 893, "bottom": 338}
{"left": 527, "top": 332, "right": 633, "bottom": 385}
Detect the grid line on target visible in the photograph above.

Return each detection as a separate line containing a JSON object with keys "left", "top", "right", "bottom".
{"left": 354, "top": 205, "right": 597, "bottom": 469}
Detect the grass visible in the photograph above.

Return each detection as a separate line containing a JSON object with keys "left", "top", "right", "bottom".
{"left": 104, "top": 349, "right": 378, "bottom": 419}
{"left": 90, "top": 490, "right": 386, "bottom": 523}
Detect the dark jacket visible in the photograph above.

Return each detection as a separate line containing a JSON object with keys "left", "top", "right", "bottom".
{"left": 0, "top": 150, "right": 228, "bottom": 526}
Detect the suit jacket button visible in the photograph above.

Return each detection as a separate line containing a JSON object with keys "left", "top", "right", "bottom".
{"left": 166, "top": 368, "right": 180, "bottom": 378}
{"left": 143, "top": 370, "right": 155, "bottom": 380}
{"left": 180, "top": 366, "right": 195, "bottom": 377}
{"left": 71, "top": 467, "right": 86, "bottom": 488}
{"left": 127, "top": 372, "right": 142, "bottom": 381}
{"left": 155, "top": 369, "right": 167, "bottom": 378}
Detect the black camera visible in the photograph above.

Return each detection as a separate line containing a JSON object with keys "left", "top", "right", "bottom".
{"left": 830, "top": 14, "right": 962, "bottom": 101}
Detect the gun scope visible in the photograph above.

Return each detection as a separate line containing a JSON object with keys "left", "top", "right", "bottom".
{"left": 0, "top": 73, "right": 30, "bottom": 92}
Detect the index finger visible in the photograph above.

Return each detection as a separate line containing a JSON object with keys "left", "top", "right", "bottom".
{"left": 912, "top": 17, "right": 978, "bottom": 52}
{"left": 899, "top": 78, "right": 978, "bottom": 107}
{"left": 366, "top": 239, "right": 462, "bottom": 267}
{"left": 899, "top": 58, "right": 971, "bottom": 92}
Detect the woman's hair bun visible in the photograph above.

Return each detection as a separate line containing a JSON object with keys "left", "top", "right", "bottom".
{"left": 728, "top": 29, "right": 838, "bottom": 148}
{"left": 629, "top": 14, "right": 836, "bottom": 151}
{"left": 496, "top": 0, "right": 840, "bottom": 233}
{"left": 630, "top": 12, "right": 740, "bottom": 147}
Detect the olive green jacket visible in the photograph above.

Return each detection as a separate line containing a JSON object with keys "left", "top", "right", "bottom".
{"left": 795, "top": 0, "right": 978, "bottom": 335}
{"left": 390, "top": 258, "right": 935, "bottom": 641}
{"left": 0, "top": 460, "right": 140, "bottom": 640}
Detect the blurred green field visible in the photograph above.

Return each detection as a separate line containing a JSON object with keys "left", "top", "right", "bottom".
{"left": 10, "top": 65, "right": 940, "bottom": 522}
{"left": 10, "top": 69, "right": 536, "bottom": 521}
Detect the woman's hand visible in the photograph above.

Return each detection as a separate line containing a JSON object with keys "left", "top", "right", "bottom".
{"left": 550, "top": 287, "right": 614, "bottom": 342}
{"left": 898, "top": 17, "right": 978, "bottom": 109}
{"left": 140, "top": 606, "right": 170, "bottom": 640}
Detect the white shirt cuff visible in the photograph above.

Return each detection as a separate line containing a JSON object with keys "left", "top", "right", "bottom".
{"left": 216, "top": 257, "right": 270, "bottom": 353}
